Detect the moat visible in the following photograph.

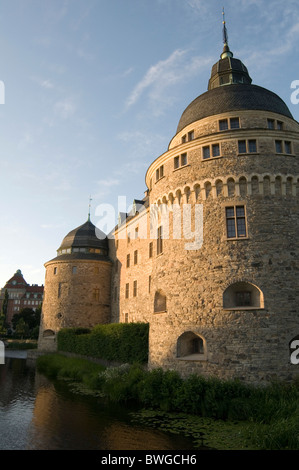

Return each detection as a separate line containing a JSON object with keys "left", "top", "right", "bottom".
{"left": 0, "top": 351, "right": 194, "bottom": 450}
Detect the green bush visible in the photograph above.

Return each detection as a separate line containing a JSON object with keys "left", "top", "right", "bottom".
{"left": 57, "top": 323, "right": 149, "bottom": 364}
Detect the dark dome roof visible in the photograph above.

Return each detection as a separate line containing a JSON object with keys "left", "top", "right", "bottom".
{"left": 58, "top": 220, "right": 108, "bottom": 251}
{"left": 176, "top": 84, "right": 293, "bottom": 133}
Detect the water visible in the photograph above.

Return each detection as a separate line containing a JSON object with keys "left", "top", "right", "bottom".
{"left": 0, "top": 351, "right": 194, "bottom": 450}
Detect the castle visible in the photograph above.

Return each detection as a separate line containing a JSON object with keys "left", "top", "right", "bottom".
{"left": 38, "top": 20, "right": 299, "bottom": 384}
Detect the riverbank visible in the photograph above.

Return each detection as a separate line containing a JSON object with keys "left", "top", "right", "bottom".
{"left": 36, "top": 353, "right": 299, "bottom": 450}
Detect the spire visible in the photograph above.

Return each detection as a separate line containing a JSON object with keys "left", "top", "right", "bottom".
{"left": 221, "top": 8, "right": 233, "bottom": 59}
{"left": 88, "top": 196, "right": 92, "bottom": 222}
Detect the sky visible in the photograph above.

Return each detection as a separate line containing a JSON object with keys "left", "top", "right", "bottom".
{"left": 0, "top": 0, "right": 299, "bottom": 288}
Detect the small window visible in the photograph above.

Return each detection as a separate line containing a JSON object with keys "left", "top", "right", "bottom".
{"left": 157, "top": 226, "right": 163, "bottom": 255}
{"left": 267, "top": 119, "right": 275, "bottom": 129}
{"left": 133, "top": 280, "right": 137, "bottom": 297}
{"left": 203, "top": 146, "right": 210, "bottom": 159}
{"left": 149, "top": 242, "right": 153, "bottom": 258}
{"left": 219, "top": 119, "right": 228, "bottom": 131}
{"left": 181, "top": 153, "right": 187, "bottom": 166}
{"left": 275, "top": 140, "right": 283, "bottom": 153}
{"left": 236, "top": 291, "right": 251, "bottom": 307}
{"left": 285, "top": 141, "right": 292, "bottom": 154}
{"left": 148, "top": 275, "right": 151, "bottom": 293}
{"left": 54, "top": 267, "right": 57, "bottom": 275}
{"left": 188, "top": 130, "right": 194, "bottom": 141}
{"left": 238, "top": 140, "right": 247, "bottom": 153}
{"left": 277, "top": 121, "right": 283, "bottom": 130}
{"left": 72, "top": 266, "right": 77, "bottom": 274}
{"left": 223, "top": 282, "right": 264, "bottom": 309}
{"left": 174, "top": 156, "right": 180, "bottom": 169}
{"left": 156, "top": 165, "right": 164, "bottom": 181}
{"left": 248, "top": 140, "right": 257, "bottom": 153}
{"left": 93, "top": 289, "right": 100, "bottom": 301}
{"left": 226, "top": 206, "right": 247, "bottom": 239}
{"left": 212, "top": 143, "right": 220, "bottom": 157}
{"left": 124, "top": 313, "right": 129, "bottom": 323}
{"left": 182, "top": 134, "right": 186, "bottom": 143}
{"left": 125, "top": 283, "right": 129, "bottom": 299}
{"left": 134, "top": 250, "right": 138, "bottom": 265}
{"left": 126, "top": 254, "right": 130, "bottom": 268}
{"left": 230, "top": 117, "right": 240, "bottom": 129}
{"left": 154, "top": 291, "right": 167, "bottom": 313}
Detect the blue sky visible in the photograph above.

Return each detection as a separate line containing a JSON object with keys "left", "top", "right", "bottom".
{"left": 0, "top": 0, "right": 299, "bottom": 287}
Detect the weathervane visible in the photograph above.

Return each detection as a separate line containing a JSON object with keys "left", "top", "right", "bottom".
{"left": 222, "top": 7, "right": 228, "bottom": 46}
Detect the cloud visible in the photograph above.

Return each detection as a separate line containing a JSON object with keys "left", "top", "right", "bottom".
{"left": 125, "top": 49, "right": 211, "bottom": 115}
{"left": 54, "top": 98, "right": 76, "bottom": 119}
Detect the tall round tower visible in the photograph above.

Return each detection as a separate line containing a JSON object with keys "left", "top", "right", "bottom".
{"left": 113, "top": 20, "right": 299, "bottom": 383}
{"left": 38, "top": 218, "right": 112, "bottom": 351}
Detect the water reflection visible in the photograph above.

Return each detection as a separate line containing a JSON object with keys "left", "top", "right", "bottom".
{"left": 0, "top": 353, "right": 194, "bottom": 450}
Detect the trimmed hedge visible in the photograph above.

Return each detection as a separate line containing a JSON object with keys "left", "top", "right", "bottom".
{"left": 57, "top": 323, "right": 149, "bottom": 364}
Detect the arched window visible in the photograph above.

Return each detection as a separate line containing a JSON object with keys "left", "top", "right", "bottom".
{"left": 177, "top": 331, "right": 207, "bottom": 361}
{"left": 223, "top": 282, "right": 264, "bottom": 309}
{"left": 154, "top": 291, "right": 167, "bottom": 313}
{"left": 43, "top": 329, "right": 55, "bottom": 338}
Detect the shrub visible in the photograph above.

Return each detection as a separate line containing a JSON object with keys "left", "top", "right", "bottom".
{"left": 57, "top": 323, "right": 149, "bottom": 364}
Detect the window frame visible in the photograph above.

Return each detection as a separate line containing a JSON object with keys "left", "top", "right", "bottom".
{"left": 225, "top": 204, "right": 248, "bottom": 240}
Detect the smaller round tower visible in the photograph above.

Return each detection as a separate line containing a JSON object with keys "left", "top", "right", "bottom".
{"left": 38, "top": 218, "right": 112, "bottom": 351}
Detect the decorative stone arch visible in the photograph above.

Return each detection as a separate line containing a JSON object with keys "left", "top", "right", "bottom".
{"left": 239, "top": 176, "right": 248, "bottom": 197}
{"left": 204, "top": 181, "right": 212, "bottom": 199}
{"left": 154, "top": 290, "right": 167, "bottom": 313}
{"left": 286, "top": 176, "right": 293, "bottom": 196}
{"left": 193, "top": 182, "right": 201, "bottom": 201}
{"left": 215, "top": 178, "right": 223, "bottom": 197}
{"left": 223, "top": 281, "right": 264, "bottom": 309}
{"left": 250, "top": 175, "right": 260, "bottom": 195}
{"left": 262, "top": 175, "right": 271, "bottom": 196}
{"left": 183, "top": 185, "right": 191, "bottom": 203}
{"left": 275, "top": 175, "right": 283, "bottom": 195}
{"left": 227, "top": 177, "right": 235, "bottom": 197}
{"left": 175, "top": 189, "right": 182, "bottom": 205}
{"left": 177, "top": 331, "right": 207, "bottom": 361}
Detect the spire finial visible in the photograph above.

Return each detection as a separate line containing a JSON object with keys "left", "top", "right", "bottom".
{"left": 221, "top": 7, "right": 233, "bottom": 59}
{"left": 88, "top": 196, "right": 92, "bottom": 221}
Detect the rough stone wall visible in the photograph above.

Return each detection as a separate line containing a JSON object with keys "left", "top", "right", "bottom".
{"left": 111, "top": 108, "right": 299, "bottom": 384}
{"left": 38, "top": 258, "right": 112, "bottom": 351}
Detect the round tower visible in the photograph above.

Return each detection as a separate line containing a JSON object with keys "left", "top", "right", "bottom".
{"left": 38, "top": 218, "right": 112, "bottom": 351}
{"left": 113, "top": 20, "right": 299, "bottom": 383}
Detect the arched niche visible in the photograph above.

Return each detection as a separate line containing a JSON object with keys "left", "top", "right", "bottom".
{"left": 223, "top": 281, "right": 264, "bottom": 309}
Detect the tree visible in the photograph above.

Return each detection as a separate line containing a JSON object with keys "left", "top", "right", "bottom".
{"left": 0, "top": 290, "right": 9, "bottom": 333}
{"left": 11, "top": 306, "right": 41, "bottom": 339}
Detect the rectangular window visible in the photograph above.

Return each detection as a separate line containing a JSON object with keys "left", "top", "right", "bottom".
{"left": 277, "top": 121, "right": 283, "bottom": 130}
{"left": 219, "top": 119, "right": 228, "bottom": 130}
{"left": 54, "top": 267, "right": 57, "bottom": 275}
{"left": 285, "top": 141, "right": 292, "bottom": 154}
{"left": 133, "top": 280, "right": 137, "bottom": 297}
{"left": 126, "top": 254, "right": 130, "bottom": 268}
{"left": 275, "top": 140, "right": 283, "bottom": 153}
{"left": 125, "top": 283, "right": 129, "bottom": 299}
{"left": 230, "top": 117, "right": 240, "bottom": 129}
{"left": 93, "top": 289, "right": 100, "bottom": 301}
{"left": 124, "top": 313, "right": 129, "bottom": 323}
{"left": 203, "top": 146, "right": 210, "bottom": 159}
{"left": 181, "top": 153, "right": 187, "bottom": 166}
{"left": 188, "top": 130, "right": 194, "bottom": 141}
{"left": 135, "top": 227, "right": 139, "bottom": 239}
{"left": 134, "top": 250, "right": 138, "bottom": 265}
{"left": 267, "top": 119, "right": 275, "bottom": 129}
{"left": 157, "top": 226, "right": 163, "bottom": 255}
{"left": 248, "top": 139, "right": 257, "bottom": 153}
{"left": 72, "top": 266, "right": 77, "bottom": 274}
{"left": 182, "top": 134, "right": 186, "bottom": 143}
{"left": 226, "top": 206, "right": 247, "bottom": 239}
{"left": 149, "top": 242, "right": 153, "bottom": 258}
{"left": 174, "top": 156, "right": 180, "bottom": 169}
{"left": 156, "top": 165, "right": 164, "bottom": 181}
{"left": 238, "top": 140, "right": 247, "bottom": 153}
{"left": 212, "top": 143, "right": 220, "bottom": 157}
{"left": 149, "top": 275, "right": 152, "bottom": 293}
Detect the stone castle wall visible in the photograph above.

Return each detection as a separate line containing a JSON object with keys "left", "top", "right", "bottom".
{"left": 111, "top": 108, "right": 299, "bottom": 384}
{"left": 39, "top": 258, "right": 112, "bottom": 351}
